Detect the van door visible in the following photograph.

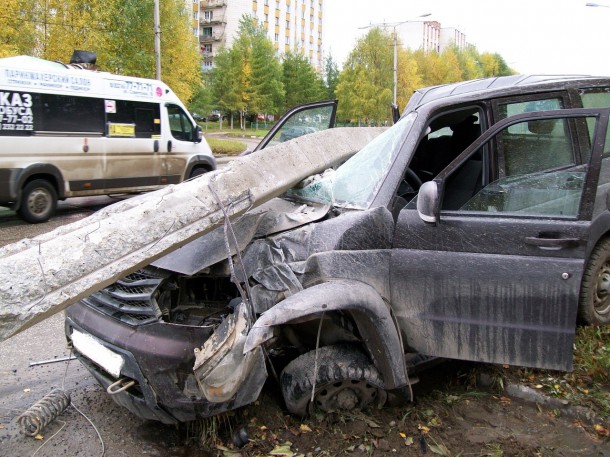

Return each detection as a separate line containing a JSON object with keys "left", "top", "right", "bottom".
{"left": 164, "top": 103, "right": 201, "bottom": 182}
{"left": 390, "top": 108, "right": 609, "bottom": 371}
{"left": 103, "top": 100, "right": 162, "bottom": 191}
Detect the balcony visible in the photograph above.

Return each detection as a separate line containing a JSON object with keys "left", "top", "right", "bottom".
{"left": 200, "top": 17, "right": 226, "bottom": 25}
{"left": 199, "top": 33, "right": 223, "bottom": 42}
{"left": 201, "top": 0, "right": 226, "bottom": 9}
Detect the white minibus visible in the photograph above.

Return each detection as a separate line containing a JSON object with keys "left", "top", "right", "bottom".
{"left": 0, "top": 55, "right": 216, "bottom": 222}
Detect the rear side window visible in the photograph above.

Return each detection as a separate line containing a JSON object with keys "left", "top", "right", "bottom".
{"left": 35, "top": 93, "right": 105, "bottom": 134}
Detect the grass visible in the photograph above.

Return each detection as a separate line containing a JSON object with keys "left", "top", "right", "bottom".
{"left": 509, "top": 325, "right": 610, "bottom": 423}
{"left": 205, "top": 137, "right": 247, "bottom": 156}
{"left": 198, "top": 120, "right": 271, "bottom": 138}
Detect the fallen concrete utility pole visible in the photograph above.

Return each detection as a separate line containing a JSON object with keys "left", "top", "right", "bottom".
{"left": 0, "top": 127, "right": 384, "bottom": 342}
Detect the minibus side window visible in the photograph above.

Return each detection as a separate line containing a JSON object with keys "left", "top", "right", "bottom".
{"left": 107, "top": 100, "right": 161, "bottom": 138}
{"left": 37, "top": 94, "right": 105, "bottom": 133}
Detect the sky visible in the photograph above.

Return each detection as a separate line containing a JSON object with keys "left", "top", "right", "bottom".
{"left": 324, "top": 0, "right": 610, "bottom": 76}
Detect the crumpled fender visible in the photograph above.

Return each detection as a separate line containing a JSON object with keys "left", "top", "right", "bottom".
{"left": 244, "top": 280, "right": 408, "bottom": 390}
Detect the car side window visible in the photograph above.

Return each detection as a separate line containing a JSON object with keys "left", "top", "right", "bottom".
{"left": 167, "top": 104, "right": 193, "bottom": 141}
{"left": 268, "top": 105, "right": 335, "bottom": 148}
{"left": 446, "top": 116, "right": 589, "bottom": 218}
{"left": 495, "top": 98, "right": 573, "bottom": 175}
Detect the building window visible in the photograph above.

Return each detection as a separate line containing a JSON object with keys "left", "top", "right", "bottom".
{"left": 285, "top": 36, "right": 290, "bottom": 44}
{"left": 275, "top": 17, "right": 279, "bottom": 25}
{"left": 202, "top": 27, "right": 212, "bottom": 37}
{"left": 275, "top": 33, "right": 279, "bottom": 41}
{"left": 202, "top": 44, "right": 212, "bottom": 54}
{"left": 204, "top": 10, "right": 213, "bottom": 21}
{"left": 286, "top": 20, "right": 290, "bottom": 28}
{"left": 193, "top": 27, "right": 199, "bottom": 36}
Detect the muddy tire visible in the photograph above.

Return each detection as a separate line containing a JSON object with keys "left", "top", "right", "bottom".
{"left": 17, "top": 179, "right": 57, "bottom": 223}
{"left": 280, "top": 344, "right": 386, "bottom": 416}
{"left": 189, "top": 167, "right": 208, "bottom": 179}
{"left": 579, "top": 238, "right": 610, "bottom": 325}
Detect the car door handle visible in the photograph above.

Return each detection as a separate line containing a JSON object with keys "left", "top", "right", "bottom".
{"left": 524, "top": 236, "right": 580, "bottom": 250}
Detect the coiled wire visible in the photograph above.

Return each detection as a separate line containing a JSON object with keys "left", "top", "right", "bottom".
{"left": 17, "top": 388, "right": 71, "bottom": 436}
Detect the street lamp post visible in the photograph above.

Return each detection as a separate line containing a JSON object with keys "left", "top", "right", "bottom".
{"left": 359, "top": 13, "right": 431, "bottom": 106}
{"left": 154, "top": 0, "right": 161, "bottom": 80}
{"left": 586, "top": 2, "right": 610, "bottom": 7}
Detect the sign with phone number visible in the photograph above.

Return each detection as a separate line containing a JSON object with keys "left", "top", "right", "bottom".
{"left": 0, "top": 91, "right": 34, "bottom": 134}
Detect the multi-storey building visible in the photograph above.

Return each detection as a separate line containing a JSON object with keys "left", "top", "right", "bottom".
{"left": 399, "top": 21, "right": 467, "bottom": 54}
{"left": 189, "top": 0, "right": 324, "bottom": 71}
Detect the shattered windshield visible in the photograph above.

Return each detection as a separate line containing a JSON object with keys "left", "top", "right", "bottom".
{"left": 286, "top": 112, "right": 416, "bottom": 209}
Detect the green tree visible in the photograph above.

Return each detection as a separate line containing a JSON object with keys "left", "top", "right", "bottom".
{"left": 188, "top": 78, "right": 214, "bottom": 118}
{"left": 282, "top": 51, "right": 325, "bottom": 110}
{"left": 233, "top": 16, "right": 284, "bottom": 127}
{"left": 209, "top": 46, "right": 244, "bottom": 129}
{"left": 323, "top": 54, "right": 340, "bottom": 100}
{"left": 336, "top": 28, "right": 393, "bottom": 125}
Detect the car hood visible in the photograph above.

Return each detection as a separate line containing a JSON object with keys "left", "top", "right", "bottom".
{"left": 151, "top": 197, "right": 331, "bottom": 276}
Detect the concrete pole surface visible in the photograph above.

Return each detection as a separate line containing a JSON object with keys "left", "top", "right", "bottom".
{"left": 0, "top": 127, "right": 385, "bottom": 342}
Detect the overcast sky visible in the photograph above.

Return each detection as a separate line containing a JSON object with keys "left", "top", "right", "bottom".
{"left": 324, "top": 0, "right": 610, "bottom": 76}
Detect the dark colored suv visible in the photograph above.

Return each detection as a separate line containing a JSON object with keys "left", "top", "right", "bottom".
{"left": 66, "top": 75, "right": 610, "bottom": 424}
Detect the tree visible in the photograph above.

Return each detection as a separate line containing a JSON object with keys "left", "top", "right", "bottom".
{"left": 0, "top": 0, "right": 201, "bottom": 101}
{"left": 0, "top": 0, "right": 38, "bottom": 57}
{"left": 212, "top": 15, "right": 284, "bottom": 129}
{"left": 336, "top": 28, "right": 394, "bottom": 125}
{"left": 323, "top": 54, "right": 340, "bottom": 100}
{"left": 395, "top": 47, "right": 422, "bottom": 111}
{"left": 282, "top": 51, "right": 325, "bottom": 110}
{"left": 209, "top": 46, "right": 244, "bottom": 129}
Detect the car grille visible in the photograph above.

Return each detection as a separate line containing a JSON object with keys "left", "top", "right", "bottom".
{"left": 82, "top": 269, "right": 166, "bottom": 326}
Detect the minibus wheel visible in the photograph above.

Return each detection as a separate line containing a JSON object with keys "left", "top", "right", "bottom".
{"left": 18, "top": 179, "right": 58, "bottom": 223}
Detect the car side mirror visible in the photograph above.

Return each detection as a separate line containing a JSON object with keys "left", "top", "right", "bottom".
{"left": 417, "top": 181, "right": 440, "bottom": 225}
{"left": 194, "top": 125, "right": 203, "bottom": 143}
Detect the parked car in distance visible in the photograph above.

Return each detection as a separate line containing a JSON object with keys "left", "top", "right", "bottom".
{"left": 206, "top": 111, "right": 224, "bottom": 122}
{"left": 191, "top": 112, "right": 204, "bottom": 121}
{"left": 66, "top": 75, "right": 610, "bottom": 425}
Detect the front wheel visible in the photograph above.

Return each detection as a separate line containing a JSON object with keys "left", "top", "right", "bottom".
{"left": 280, "top": 344, "right": 386, "bottom": 416}
{"left": 189, "top": 167, "right": 209, "bottom": 179}
{"left": 579, "top": 238, "right": 610, "bottom": 325}
{"left": 17, "top": 179, "right": 57, "bottom": 223}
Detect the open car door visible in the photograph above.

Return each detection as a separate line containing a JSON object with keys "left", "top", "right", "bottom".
{"left": 251, "top": 100, "right": 338, "bottom": 153}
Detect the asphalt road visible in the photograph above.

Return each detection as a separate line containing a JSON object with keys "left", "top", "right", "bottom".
{"left": 0, "top": 196, "right": 183, "bottom": 457}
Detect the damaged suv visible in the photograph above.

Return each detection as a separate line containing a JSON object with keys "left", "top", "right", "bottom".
{"left": 66, "top": 75, "right": 610, "bottom": 424}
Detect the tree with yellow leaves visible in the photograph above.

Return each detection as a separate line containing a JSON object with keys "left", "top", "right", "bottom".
{"left": 0, "top": 0, "right": 202, "bottom": 102}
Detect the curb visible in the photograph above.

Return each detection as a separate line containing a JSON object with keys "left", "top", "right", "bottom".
{"left": 505, "top": 382, "right": 602, "bottom": 425}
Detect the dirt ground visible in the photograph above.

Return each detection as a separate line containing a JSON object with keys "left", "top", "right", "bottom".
{"left": 164, "top": 361, "right": 609, "bottom": 457}
{"left": 1, "top": 332, "right": 608, "bottom": 457}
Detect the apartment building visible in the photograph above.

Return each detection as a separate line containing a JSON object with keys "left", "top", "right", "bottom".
{"left": 190, "top": 0, "right": 324, "bottom": 71}
{"left": 399, "top": 21, "right": 467, "bottom": 53}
